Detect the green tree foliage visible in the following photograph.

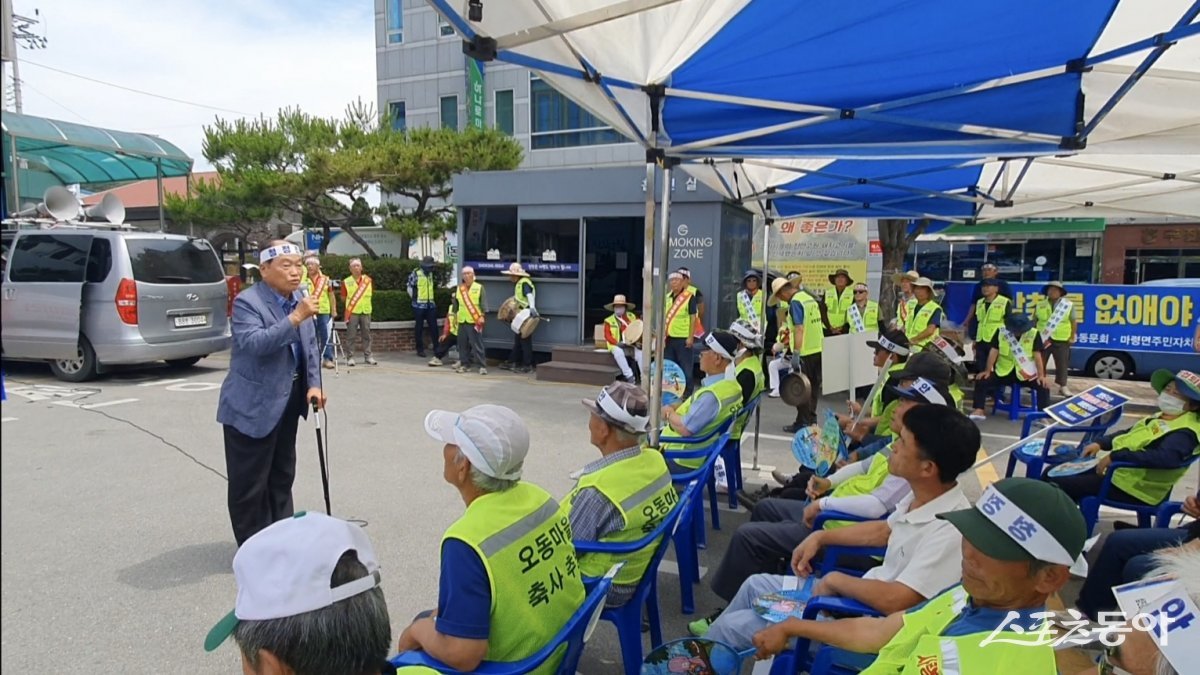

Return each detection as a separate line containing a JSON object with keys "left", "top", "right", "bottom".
{"left": 166, "top": 101, "right": 522, "bottom": 260}
{"left": 375, "top": 126, "right": 523, "bottom": 255}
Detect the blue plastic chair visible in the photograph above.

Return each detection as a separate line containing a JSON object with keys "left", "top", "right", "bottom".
{"left": 991, "top": 382, "right": 1040, "bottom": 420}
{"left": 1080, "top": 456, "right": 1200, "bottom": 536}
{"left": 1005, "top": 409, "right": 1124, "bottom": 480}
{"left": 769, "top": 533, "right": 887, "bottom": 675}
{"left": 664, "top": 428, "right": 732, "bottom": 614}
{"left": 663, "top": 416, "right": 734, "bottom": 534}
{"left": 723, "top": 395, "right": 762, "bottom": 509}
{"left": 389, "top": 567, "right": 616, "bottom": 674}
{"left": 574, "top": 484, "right": 695, "bottom": 675}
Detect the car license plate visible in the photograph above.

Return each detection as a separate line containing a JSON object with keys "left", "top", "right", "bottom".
{"left": 174, "top": 314, "right": 208, "bottom": 328}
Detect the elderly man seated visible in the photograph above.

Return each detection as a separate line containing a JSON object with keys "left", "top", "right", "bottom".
{"left": 659, "top": 330, "right": 745, "bottom": 475}
{"left": 694, "top": 404, "right": 978, "bottom": 647}
{"left": 204, "top": 512, "right": 435, "bottom": 674}
{"left": 570, "top": 382, "right": 676, "bottom": 607}
{"left": 750, "top": 478, "right": 1088, "bottom": 673}
{"left": 399, "top": 405, "right": 585, "bottom": 672}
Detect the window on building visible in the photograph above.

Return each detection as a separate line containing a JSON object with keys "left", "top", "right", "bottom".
{"left": 438, "top": 16, "right": 455, "bottom": 37}
{"left": 1061, "top": 240, "right": 1095, "bottom": 283}
{"left": 495, "top": 89, "right": 514, "bottom": 136}
{"left": 529, "top": 76, "right": 625, "bottom": 149}
{"left": 520, "top": 219, "right": 580, "bottom": 278}
{"left": 388, "top": 101, "right": 406, "bottom": 132}
{"left": 440, "top": 95, "right": 459, "bottom": 130}
{"left": 1023, "top": 239, "right": 1062, "bottom": 283}
{"left": 462, "top": 207, "right": 517, "bottom": 276}
{"left": 386, "top": 0, "right": 403, "bottom": 44}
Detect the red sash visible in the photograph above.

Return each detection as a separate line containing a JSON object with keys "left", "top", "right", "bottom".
{"left": 345, "top": 275, "right": 372, "bottom": 320}
{"left": 312, "top": 274, "right": 329, "bottom": 312}
{"left": 458, "top": 284, "right": 484, "bottom": 326}
{"left": 665, "top": 291, "right": 692, "bottom": 332}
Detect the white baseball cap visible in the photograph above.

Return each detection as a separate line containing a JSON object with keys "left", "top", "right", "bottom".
{"left": 205, "top": 512, "right": 381, "bottom": 652}
{"left": 424, "top": 404, "right": 530, "bottom": 480}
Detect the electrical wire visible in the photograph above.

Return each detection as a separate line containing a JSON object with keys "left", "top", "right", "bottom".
{"left": 19, "top": 80, "right": 96, "bottom": 124}
{"left": 22, "top": 60, "right": 251, "bottom": 116}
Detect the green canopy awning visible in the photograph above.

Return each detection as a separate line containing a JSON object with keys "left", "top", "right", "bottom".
{"left": 933, "top": 218, "right": 1106, "bottom": 236}
{"left": 2, "top": 112, "right": 193, "bottom": 186}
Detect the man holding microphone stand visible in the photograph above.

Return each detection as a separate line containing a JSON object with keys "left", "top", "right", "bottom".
{"left": 217, "top": 241, "right": 327, "bottom": 546}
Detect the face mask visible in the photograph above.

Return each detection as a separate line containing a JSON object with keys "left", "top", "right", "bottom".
{"left": 1158, "top": 391, "right": 1187, "bottom": 415}
{"left": 615, "top": 307, "right": 626, "bottom": 316}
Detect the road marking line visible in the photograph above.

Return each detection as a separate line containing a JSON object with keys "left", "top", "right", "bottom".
{"left": 138, "top": 379, "right": 187, "bottom": 387}
{"left": 974, "top": 448, "right": 1001, "bottom": 488}
{"left": 55, "top": 398, "right": 139, "bottom": 409}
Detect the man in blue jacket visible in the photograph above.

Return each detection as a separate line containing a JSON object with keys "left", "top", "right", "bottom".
{"left": 217, "top": 241, "right": 326, "bottom": 546}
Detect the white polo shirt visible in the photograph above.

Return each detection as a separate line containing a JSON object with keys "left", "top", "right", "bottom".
{"left": 861, "top": 485, "right": 969, "bottom": 600}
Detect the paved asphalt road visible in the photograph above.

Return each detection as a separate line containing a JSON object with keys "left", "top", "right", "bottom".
{"left": 0, "top": 353, "right": 1188, "bottom": 674}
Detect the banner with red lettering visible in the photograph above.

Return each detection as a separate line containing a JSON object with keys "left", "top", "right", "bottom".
{"left": 753, "top": 219, "right": 869, "bottom": 296}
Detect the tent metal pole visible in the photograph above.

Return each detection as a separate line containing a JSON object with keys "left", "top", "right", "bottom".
{"left": 650, "top": 161, "right": 673, "bottom": 443}
{"left": 754, "top": 215, "right": 771, "bottom": 471}
{"left": 641, "top": 159, "right": 658, "bottom": 443}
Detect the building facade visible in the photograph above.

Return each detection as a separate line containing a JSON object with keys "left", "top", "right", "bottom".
{"left": 374, "top": 0, "right": 643, "bottom": 170}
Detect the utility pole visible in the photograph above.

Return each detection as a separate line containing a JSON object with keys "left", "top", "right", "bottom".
{"left": 1, "top": 0, "right": 48, "bottom": 114}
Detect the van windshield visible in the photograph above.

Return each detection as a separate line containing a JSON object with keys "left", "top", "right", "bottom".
{"left": 126, "top": 238, "right": 224, "bottom": 284}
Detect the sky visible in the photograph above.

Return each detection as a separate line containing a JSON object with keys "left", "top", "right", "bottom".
{"left": 10, "top": 0, "right": 378, "bottom": 172}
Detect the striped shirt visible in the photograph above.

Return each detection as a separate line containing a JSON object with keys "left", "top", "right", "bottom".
{"left": 569, "top": 445, "right": 643, "bottom": 605}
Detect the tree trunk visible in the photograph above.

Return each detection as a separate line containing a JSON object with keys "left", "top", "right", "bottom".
{"left": 877, "top": 218, "right": 930, "bottom": 325}
{"left": 319, "top": 222, "right": 331, "bottom": 255}
{"left": 337, "top": 224, "right": 380, "bottom": 259}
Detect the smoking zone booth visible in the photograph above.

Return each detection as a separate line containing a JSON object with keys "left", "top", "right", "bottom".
{"left": 452, "top": 165, "right": 754, "bottom": 357}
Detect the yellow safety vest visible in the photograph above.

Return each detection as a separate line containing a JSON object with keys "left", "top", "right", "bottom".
{"left": 456, "top": 282, "right": 484, "bottom": 325}
{"left": 660, "top": 377, "right": 743, "bottom": 469}
{"left": 342, "top": 275, "right": 374, "bottom": 316}
{"left": 786, "top": 291, "right": 824, "bottom": 356}
{"left": 905, "top": 301, "right": 942, "bottom": 350}
{"left": 1035, "top": 298, "right": 1073, "bottom": 342}
{"left": 731, "top": 357, "right": 766, "bottom": 438}
{"left": 1110, "top": 414, "right": 1200, "bottom": 505}
{"left": 994, "top": 329, "right": 1038, "bottom": 380}
{"left": 568, "top": 449, "right": 676, "bottom": 587}
{"left": 737, "top": 290, "right": 763, "bottom": 327}
{"left": 871, "top": 362, "right": 909, "bottom": 418}
{"left": 414, "top": 269, "right": 436, "bottom": 303}
{"left": 861, "top": 586, "right": 1056, "bottom": 675}
{"left": 603, "top": 313, "right": 638, "bottom": 352}
{"left": 875, "top": 399, "right": 902, "bottom": 440}
{"left": 665, "top": 290, "right": 695, "bottom": 339}
{"left": 515, "top": 277, "right": 535, "bottom": 308}
{"left": 849, "top": 301, "right": 880, "bottom": 334}
{"left": 302, "top": 273, "right": 334, "bottom": 315}
{"left": 447, "top": 309, "right": 459, "bottom": 336}
{"left": 826, "top": 287, "right": 855, "bottom": 329}
{"left": 442, "top": 482, "right": 585, "bottom": 675}
{"left": 976, "top": 295, "right": 1011, "bottom": 343}
{"left": 822, "top": 451, "right": 893, "bottom": 530}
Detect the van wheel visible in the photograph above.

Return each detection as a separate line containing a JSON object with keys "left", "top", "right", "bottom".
{"left": 1085, "top": 351, "right": 1133, "bottom": 380}
{"left": 49, "top": 337, "right": 99, "bottom": 383}
{"left": 165, "top": 356, "right": 204, "bottom": 369}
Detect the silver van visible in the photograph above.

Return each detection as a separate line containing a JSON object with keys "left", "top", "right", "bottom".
{"left": 1, "top": 228, "right": 231, "bottom": 381}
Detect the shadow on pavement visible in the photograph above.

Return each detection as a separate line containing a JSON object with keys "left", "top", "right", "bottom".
{"left": 116, "top": 541, "right": 236, "bottom": 591}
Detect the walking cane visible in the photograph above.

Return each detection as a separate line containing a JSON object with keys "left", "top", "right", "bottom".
{"left": 311, "top": 396, "right": 332, "bottom": 515}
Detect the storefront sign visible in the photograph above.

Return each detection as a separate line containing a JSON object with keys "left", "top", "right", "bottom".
{"left": 753, "top": 218, "right": 869, "bottom": 294}
{"left": 466, "top": 260, "right": 579, "bottom": 273}
{"left": 466, "top": 59, "right": 485, "bottom": 130}
{"left": 944, "top": 282, "right": 1200, "bottom": 355}
{"left": 1140, "top": 226, "right": 1200, "bottom": 245}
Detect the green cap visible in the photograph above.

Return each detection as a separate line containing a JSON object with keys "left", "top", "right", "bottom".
{"left": 938, "top": 478, "right": 1086, "bottom": 565}
{"left": 1152, "top": 369, "right": 1200, "bottom": 402}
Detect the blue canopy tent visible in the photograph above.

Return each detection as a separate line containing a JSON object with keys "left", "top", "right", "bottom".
{"left": 429, "top": 0, "right": 1199, "bottom": 435}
